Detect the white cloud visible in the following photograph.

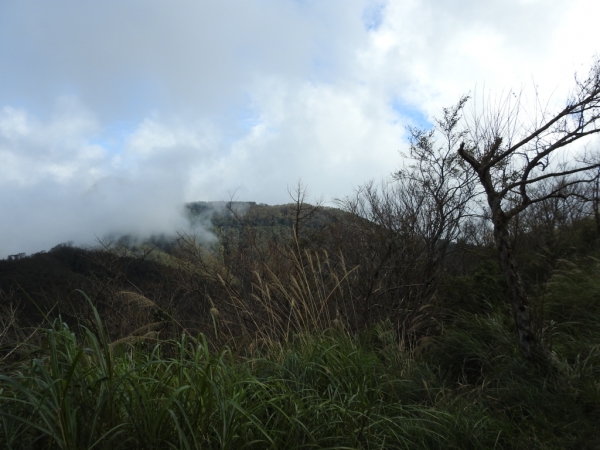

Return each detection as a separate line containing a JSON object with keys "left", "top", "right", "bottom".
{"left": 1, "top": 0, "right": 600, "bottom": 257}
{"left": 0, "top": 99, "right": 104, "bottom": 186}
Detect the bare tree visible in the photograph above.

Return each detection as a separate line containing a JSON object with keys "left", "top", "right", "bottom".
{"left": 455, "top": 59, "right": 600, "bottom": 358}
{"left": 336, "top": 99, "right": 476, "bottom": 340}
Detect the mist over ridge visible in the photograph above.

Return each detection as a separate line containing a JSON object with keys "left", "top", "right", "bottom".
{"left": 1, "top": 0, "right": 599, "bottom": 260}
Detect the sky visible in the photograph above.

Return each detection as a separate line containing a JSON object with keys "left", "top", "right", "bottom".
{"left": 1, "top": 0, "right": 600, "bottom": 257}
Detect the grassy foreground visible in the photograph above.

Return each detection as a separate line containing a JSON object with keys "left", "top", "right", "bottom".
{"left": 1, "top": 258, "right": 600, "bottom": 449}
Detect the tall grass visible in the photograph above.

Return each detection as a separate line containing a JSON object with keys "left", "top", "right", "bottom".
{"left": 1, "top": 252, "right": 600, "bottom": 449}
{"left": 0, "top": 303, "right": 271, "bottom": 449}
{"left": 0, "top": 309, "right": 509, "bottom": 449}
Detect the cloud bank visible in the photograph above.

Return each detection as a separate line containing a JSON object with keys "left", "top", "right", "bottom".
{"left": 1, "top": 0, "right": 599, "bottom": 257}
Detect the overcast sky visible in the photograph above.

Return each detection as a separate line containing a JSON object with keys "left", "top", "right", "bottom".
{"left": 1, "top": 0, "right": 599, "bottom": 257}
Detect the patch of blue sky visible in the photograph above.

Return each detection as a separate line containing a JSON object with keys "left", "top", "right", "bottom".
{"left": 362, "top": 2, "right": 386, "bottom": 31}
{"left": 89, "top": 121, "right": 137, "bottom": 156}
{"left": 87, "top": 77, "right": 164, "bottom": 155}
{"left": 236, "top": 103, "right": 262, "bottom": 131}
{"left": 390, "top": 99, "right": 433, "bottom": 131}
{"left": 221, "top": 97, "right": 265, "bottom": 146}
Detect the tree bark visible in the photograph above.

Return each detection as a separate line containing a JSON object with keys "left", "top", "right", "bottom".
{"left": 492, "top": 211, "right": 535, "bottom": 359}
{"left": 594, "top": 169, "right": 600, "bottom": 235}
{"left": 458, "top": 141, "right": 538, "bottom": 359}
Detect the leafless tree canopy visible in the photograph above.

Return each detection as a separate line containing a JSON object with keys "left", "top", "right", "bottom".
{"left": 459, "top": 59, "right": 600, "bottom": 219}
{"left": 453, "top": 58, "right": 600, "bottom": 359}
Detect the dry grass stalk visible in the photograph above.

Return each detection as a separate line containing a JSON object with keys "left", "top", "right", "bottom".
{"left": 116, "top": 291, "right": 157, "bottom": 309}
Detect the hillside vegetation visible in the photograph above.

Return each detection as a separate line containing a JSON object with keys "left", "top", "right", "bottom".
{"left": 0, "top": 192, "right": 599, "bottom": 448}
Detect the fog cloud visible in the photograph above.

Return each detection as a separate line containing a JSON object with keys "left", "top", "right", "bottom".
{"left": 1, "top": 0, "right": 599, "bottom": 257}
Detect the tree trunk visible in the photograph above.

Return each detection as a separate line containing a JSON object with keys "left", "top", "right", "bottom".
{"left": 594, "top": 169, "right": 600, "bottom": 235}
{"left": 493, "top": 213, "right": 535, "bottom": 359}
